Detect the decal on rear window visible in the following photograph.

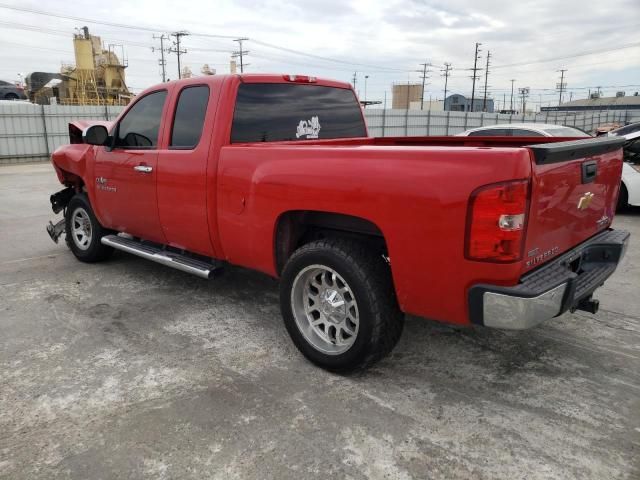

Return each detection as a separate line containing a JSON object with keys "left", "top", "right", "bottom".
{"left": 296, "top": 116, "right": 321, "bottom": 139}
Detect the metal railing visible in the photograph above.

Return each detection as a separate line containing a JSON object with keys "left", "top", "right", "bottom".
{"left": 1, "top": 104, "right": 638, "bottom": 165}
{"left": 364, "top": 109, "right": 638, "bottom": 137}
{"left": 0, "top": 103, "right": 125, "bottom": 164}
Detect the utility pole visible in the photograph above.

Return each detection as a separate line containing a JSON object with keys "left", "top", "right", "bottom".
{"left": 519, "top": 87, "right": 529, "bottom": 113}
{"left": 510, "top": 79, "right": 516, "bottom": 111}
{"left": 557, "top": 69, "right": 567, "bottom": 106}
{"left": 482, "top": 50, "right": 491, "bottom": 112}
{"left": 441, "top": 62, "right": 452, "bottom": 109}
{"left": 417, "top": 61, "right": 431, "bottom": 110}
{"left": 233, "top": 38, "right": 249, "bottom": 73}
{"left": 168, "top": 31, "right": 189, "bottom": 79}
{"left": 352, "top": 72, "right": 357, "bottom": 90}
{"left": 152, "top": 34, "right": 169, "bottom": 82}
{"left": 469, "top": 42, "right": 482, "bottom": 112}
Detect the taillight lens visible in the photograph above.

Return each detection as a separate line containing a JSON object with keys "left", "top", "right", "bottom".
{"left": 465, "top": 180, "right": 529, "bottom": 262}
{"left": 283, "top": 74, "right": 317, "bottom": 83}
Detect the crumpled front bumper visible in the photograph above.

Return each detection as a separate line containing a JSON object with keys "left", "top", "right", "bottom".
{"left": 468, "top": 229, "right": 630, "bottom": 329}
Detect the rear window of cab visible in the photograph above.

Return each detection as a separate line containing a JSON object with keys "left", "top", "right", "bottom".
{"left": 231, "top": 83, "right": 366, "bottom": 143}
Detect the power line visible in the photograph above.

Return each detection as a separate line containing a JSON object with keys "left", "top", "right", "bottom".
{"left": 2, "top": 3, "right": 637, "bottom": 78}
{"left": 492, "top": 42, "right": 640, "bottom": 69}
{"left": 0, "top": 3, "right": 237, "bottom": 38}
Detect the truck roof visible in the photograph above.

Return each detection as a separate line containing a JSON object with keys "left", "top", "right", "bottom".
{"left": 137, "top": 74, "right": 353, "bottom": 97}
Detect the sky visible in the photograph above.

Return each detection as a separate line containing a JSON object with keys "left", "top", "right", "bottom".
{"left": 0, "top": 0, "right": 639, "bottom": 110}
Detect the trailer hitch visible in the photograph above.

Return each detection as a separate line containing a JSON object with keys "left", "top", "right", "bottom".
{"left": 574, "top": 295, "right": 600, "bottom": 315}
{"left": 46, "top": 219, "right": 66, "bottom": 244}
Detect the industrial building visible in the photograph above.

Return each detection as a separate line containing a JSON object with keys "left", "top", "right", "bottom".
{"left": 541, "top": 93, "right": 640, "bottom": 112}
{"left": 444, "top": 94, "right": 494, "bottom": 113}
{"left": 392, "top": 83, "right": 423, "bottom": 109}
{"left": 25, "top": 27, "right": 132, "bottom": 106}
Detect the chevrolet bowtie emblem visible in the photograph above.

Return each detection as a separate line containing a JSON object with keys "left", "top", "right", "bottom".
{"left": 577, "top": 192, "right": 594, "bottom": 210}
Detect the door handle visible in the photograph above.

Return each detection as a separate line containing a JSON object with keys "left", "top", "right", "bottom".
{"left": 134, "top": 165, "right": 153, "bottom": 173}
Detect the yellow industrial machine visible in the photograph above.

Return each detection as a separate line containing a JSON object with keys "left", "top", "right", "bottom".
{"left": 60, "top": 26, "right": 132, "bottom": 105}
{"left": 28, "top": 27, "right": 132, "bottom": 105}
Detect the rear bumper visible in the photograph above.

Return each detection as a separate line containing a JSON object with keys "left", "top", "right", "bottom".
{"left": 468, "top": 229, "right": 630, "bottom": 329}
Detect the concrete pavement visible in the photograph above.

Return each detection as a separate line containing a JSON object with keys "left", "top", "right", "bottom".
{"left": 1, "top": 163, "right": 638, "bottom": 479}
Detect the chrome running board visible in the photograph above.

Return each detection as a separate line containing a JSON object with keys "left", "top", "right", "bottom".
{"left": 101, "top": 234, "right": 221, "bottom": 279}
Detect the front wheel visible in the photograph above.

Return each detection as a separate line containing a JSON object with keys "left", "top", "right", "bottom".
{"left": 280, "top": 238, "right": 404, "bottom": 372}
{"left": 65, "top": 194, "right": 114, "bottom": 262}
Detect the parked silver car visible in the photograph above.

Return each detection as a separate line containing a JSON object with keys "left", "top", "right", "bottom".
{"left": 457, "top": 123, "right": 589, "bottom": 137}
{"left": 0, "top": 80, "right": 27, "bottom": 100}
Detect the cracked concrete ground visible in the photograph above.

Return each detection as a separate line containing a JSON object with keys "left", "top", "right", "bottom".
{"left": 0, "top": 163, "right": 639, "bottom": 480}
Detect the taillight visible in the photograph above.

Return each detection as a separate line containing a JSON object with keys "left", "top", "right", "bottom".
{"left": 465, "top": 179, "right": 529, "bottom": 262}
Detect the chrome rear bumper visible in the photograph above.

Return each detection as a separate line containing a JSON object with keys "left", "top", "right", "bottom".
{"left": 468, "top": 229, "right": 629, "bottom": 330}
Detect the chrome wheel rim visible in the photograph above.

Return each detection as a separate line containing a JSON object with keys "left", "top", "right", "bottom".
{"left": 291, "top": 265, "right": 359, "bottom": 355}
{"left": 71, "top": 207, "right": 92, "bottom": 251}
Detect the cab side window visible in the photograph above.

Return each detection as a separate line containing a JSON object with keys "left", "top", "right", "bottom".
{"left": 115, "top": 90, "right": 167, "bottom": 148}
{"left": 170, "top": 85, "right": 210, "bottom": 149}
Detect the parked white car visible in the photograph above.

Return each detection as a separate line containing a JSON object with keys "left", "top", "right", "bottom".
{"left": 457, "top": 122, "right": 639, "bottom": 209}
{"left": 457, "top": 123, "right": 588, "bottom": 138}
{"left": 614, "top": 126, "right": 640, "bottom": 209}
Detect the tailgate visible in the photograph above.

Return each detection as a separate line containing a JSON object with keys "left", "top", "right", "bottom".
{"left": 523, "top": 137, "right": 626, "bottom": 270}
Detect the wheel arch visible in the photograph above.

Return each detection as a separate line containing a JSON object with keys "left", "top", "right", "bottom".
{"left": 273, "top": 210, "right": 388, "bottom": 276}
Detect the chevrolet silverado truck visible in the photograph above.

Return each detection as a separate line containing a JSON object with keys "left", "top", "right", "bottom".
{"left": 46, "top": 74, "right": 629, "bottom": 372}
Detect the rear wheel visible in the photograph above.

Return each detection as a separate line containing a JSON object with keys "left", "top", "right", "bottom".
{"left": 65, "top": 194, "right": 114, "bottom": 262}
{"left": 4, "top": 93, "right": 19, "bottom": 100}
{"left": 280, "top": 238, "right": 404, "bottom": 372}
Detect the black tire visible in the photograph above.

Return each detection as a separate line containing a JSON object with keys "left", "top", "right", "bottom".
{"left": 617, "top": 182, "right": 628, "bottom": 211}
{"left": 65, "top": 194, "right": 114, "bottom": 262}
{"left": 4, "top": 93, "right": 19, "bottom": 100}
{"left": 280, "top": 238, "right": 404, "bottom": 372}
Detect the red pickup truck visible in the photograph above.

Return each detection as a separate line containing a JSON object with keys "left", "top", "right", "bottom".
{"left": 47, "top": 74, "right": 629, "bottom": 371}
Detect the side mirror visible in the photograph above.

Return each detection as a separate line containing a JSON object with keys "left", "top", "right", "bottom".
{"left": 83, "top": 125, "right": 109, "bottom": 146}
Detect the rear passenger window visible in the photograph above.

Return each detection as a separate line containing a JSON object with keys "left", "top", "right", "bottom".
{"left": 171, "top": 86, "right": 210, "bottom": 148}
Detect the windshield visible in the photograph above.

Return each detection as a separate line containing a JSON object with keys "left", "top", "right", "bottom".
{"left": 542, "top": 126, "right": 589, "bottom": 137}
{"left": 610, "top": 122, "right": 640, "bottom": 136}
